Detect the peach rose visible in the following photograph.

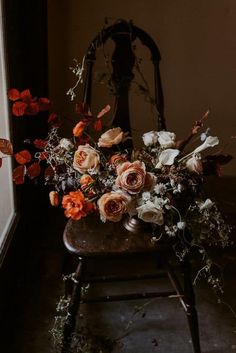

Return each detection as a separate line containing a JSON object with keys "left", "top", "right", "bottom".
{"left": 98, "top": 127, "right": 127, "bottom": 148}
{"left": 97, "top": 191, "right": 131, "bottom": 222}
{"left": 73, "top": 121, "right": 86, "bottom": 137}
{"left": 73, "top": 144, "right": 100, "bottom": 174}
{"left": 115, "top": 160, "right": 156, "bottom": 194}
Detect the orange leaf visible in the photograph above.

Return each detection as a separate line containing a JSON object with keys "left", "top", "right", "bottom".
{"left": 8, "top": 88, "right": 20, "bottom": 101}
{"left": 93, "top": 119, "right": 102, "bottom": 131}
{"left": 25, "top": 102, "right": 39, "bottom": 115}
{"left": 97, "top": 104, "right": 111, "bottom": 118}
{"left": 44, "top": 165, "right": 54, "bottom": 178}
{"left": 0, "top": 138, "right": 13, "bottom": 155}
{"left": 15, "top": 150, "right": 32, "bottom": 164}
{"left": 13, "top": 165, "right": 25, "bottom": 184}
{"left": 20, "top": 89, "right": 32, "bottom": 102}
{"left": 27, "top": 162, "right": 41, "bottom": 179}
{"left": 12, "top": 101, "right": 27, "bottom": 116}
{"left": 38, "top": 97, "right": 50, "bottom": 111}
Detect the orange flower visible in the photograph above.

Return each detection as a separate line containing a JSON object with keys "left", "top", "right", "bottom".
{"left": 80, "top": 174, "right": 94, "bottom": 186}
{"left": 62, "top": 190, "right": 94, "bottom": 220}
{"left": 73, "top": 121, "right": 87, "bottom": 137}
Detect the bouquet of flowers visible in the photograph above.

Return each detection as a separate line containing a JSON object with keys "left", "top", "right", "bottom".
{"left": 0, "top": 88, "right": 233, "bottom": 291}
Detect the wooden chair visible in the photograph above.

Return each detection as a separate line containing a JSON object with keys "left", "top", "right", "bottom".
{"left": 62, "top": 20, "right": 201, "bottom": 353}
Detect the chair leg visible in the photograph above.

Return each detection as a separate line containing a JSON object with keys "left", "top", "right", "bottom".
{"left": 181, "top": 257, "right": 201, "bottom": 353}
{"left": 61, "top": 259, "right": 83, "bottom": 353}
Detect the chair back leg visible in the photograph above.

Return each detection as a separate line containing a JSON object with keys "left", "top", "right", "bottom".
{"left": 182, "top": 257, "right": 201, "bottom": 353}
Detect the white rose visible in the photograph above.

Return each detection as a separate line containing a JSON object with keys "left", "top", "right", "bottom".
{"left": 157, "top": 131, "right": 176, "bottom": 148}
{"left": 156, "top": 149, "right": 180, "bottom": 168}
{"left": 136, "top": 201, "right": 164, "bottom": 225}
{"left": 142, "top": 131, "right": 158, "bottom": 146}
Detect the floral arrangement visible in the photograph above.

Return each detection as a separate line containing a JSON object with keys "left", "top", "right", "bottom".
{"left": 0, "top": 87, "right": 233, "bottom": 293}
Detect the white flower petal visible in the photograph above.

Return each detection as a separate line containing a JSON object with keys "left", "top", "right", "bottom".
{"left": 193, "top": 136, "right": 219, "bottom": 154}
{"left": 142, "top": 131, "right": 158, "bottom": 146}
{"left": 156, "top": 149, "right": 180, "bottom": 168}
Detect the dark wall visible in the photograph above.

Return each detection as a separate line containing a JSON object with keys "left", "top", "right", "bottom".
{"left": 0, "top": 0, "right": 49, "bottom": 329}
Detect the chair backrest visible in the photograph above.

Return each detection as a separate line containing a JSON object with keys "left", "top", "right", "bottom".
{"left": 82, "top": 20, "right": 166, "bottom": 143}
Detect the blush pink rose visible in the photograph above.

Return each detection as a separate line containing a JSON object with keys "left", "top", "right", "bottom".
{"left": 97, "top": 191, "right": 131, "bottom": 222}
{"left": 116, "top": 161, "right": 156, "bottom": 194}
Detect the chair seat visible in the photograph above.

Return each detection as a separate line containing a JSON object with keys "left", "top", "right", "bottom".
{"left": 63, "top": 214, "right": 165, "bottom": 257}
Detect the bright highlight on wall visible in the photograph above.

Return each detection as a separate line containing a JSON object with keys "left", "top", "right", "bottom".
{"left": 0, "top": 2, "right": 15, "bottom": 260}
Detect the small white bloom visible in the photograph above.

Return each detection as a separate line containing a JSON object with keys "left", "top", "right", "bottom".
{"left": 153, "top": 196, "right": 169, "bottom": 208}
{"left": 154, "top": 183, "right": 167, "bottom": 195}
{"left": 177, "top": 221, "right": 186, "bottom": 230}
{"left": 142, "top": 191, "right": 151, "bottom": 201}
{"left": 151, "top": 236, "right": 159, "bottom": 243}
{"left": 200, "top": 128, "right": 210, "bottom": 142}
{"left": 173, "top": 183, "right": 184, "bottom": 194}
{"left": 199, "top": 198, "right": 214, "bottom": 211}
{"left": 156, "top": 149, "right": 180, "bottom": 168}
{"left": 157, "top": 131, "right": 176, "bottom": 148}
{"left": 177, "top": 184, "right": 184, "bottom": 193}
{"left": 142, "top": 131, "right": 158, "bottom": 146}
{"left": 193, "top": 136, "right": 219, "bottom": 154}
{"left": 136, "top": 201, "right": 164, "bottom": 225}
{"left": 59, "top": 138, "right": 73, "bottom": 150}
{"left": 165, "top": 225, "right": 178, "bottom": 236}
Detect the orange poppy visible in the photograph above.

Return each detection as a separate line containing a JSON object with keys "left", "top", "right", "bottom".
{"left": 62, "top": 190, "right": 94, "bottom": 220}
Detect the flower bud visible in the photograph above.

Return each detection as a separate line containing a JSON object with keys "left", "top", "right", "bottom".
{"left": 49, "top": 191, "right": 59, "bottom": 207}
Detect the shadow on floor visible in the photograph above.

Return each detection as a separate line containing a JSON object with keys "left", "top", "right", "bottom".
{"left": 0, "top": 207, "right": 236, "bottom": 353}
